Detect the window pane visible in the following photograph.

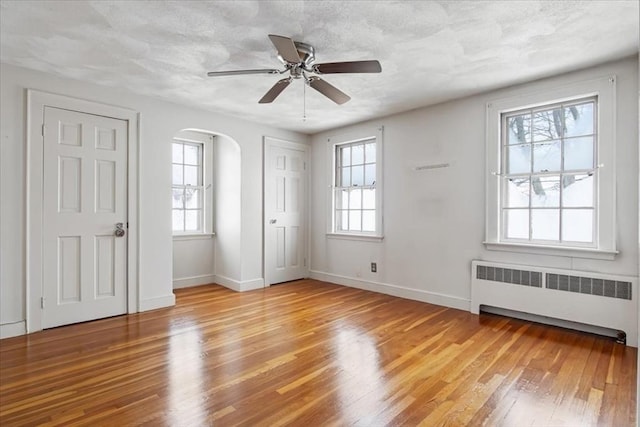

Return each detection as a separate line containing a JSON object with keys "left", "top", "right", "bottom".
{"left": 533, "top": 140, "right": 561, "bottom": 172}
{"left": 340, "top": 146, "right": 351, "bottom": 167}
{"left": 364, "top": 164, "right": 376, "bottom": 186}
{"left": 563, "top": 174, "right": 593, "bottom": 207}
{"left": 564, "top": 136, "right": 594, "bottom": 171}
{"left": 340, "top": 167, "right": 351, "bottom": 187}
{"left": 531, "top": 176, "right": 560, "bottom": 207}
{"left": 362, "top": 189, "right": 375, "bottom": 209}
{"left": 172, "top": 164, "right": 183, "bottom": 185}
{"left": 338, "top": 189, "right": 348, "bottom": 210}
{"left": 185, "top": 210, "right": 200, "bottom": 231}
{"left": 340, "top": 210, "right": 349, "bottom": 231}
{"left": 562, "top": 209, "right": 593, "bottom": 242}
{"left": 564, "top": 102, "right": 594, "bottom": 138}
{"left": 184, "top": 188, "right": 200, "bottom": 209}
{"left": 365, "top": 143, "right": 376, "bottom": 163}
{"left": 505, "top": 209, "right": 528, "bottom": 239}
{"left": 172, "top": 209, "right": 184, "bottom": 232}
{"left": 172, "top": 188, "right": 184, "bottom": 209}
{"left": 505, "top": 178, "right": 529, "bottom": 208}
{"left": 348, "top": 189, "right": 362, "bottom": 209}
{"left": 507, "top": 114, "right": 531, "bottom": 144}
{"left": 172, "top": 143, "right": 183, "bottom": 163}
{"left": 184, "top": 165, "right": 199, "bottom": 186}
{"left": 352, "top": 165, "right": 364, "bottom": 186}
{"left": 349, "top": 210, "right": 362, "bottom": 231}
{"left": 506, "top": 145, "right": 531, "bottom": 174}
{"left": 532, "top": 108, "right": 562, "bottom": 141}
{"left": 362, "top": 210, "right": 375, "bottom": 232}
{"left": 352, "top": 144, "right": 364, "bottom": 165}
{"left": 531, "top": 209, "right": 559, "bottom": 240}
{"left": 184, "top": 144, "right": 199, "bottom": 165}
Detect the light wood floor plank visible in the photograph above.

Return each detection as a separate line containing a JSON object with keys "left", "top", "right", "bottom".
{"left": 0, "top": 279, "right": 636, "bottom": 426}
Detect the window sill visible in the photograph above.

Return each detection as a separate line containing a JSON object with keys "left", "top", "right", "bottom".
{"left": 173, "top": 233, "right": 216, "bottom": 241}
{"left": 326, "top": 233, "right": 384, "bottom": 242}
{"left": 483, "top": 241, "right": 618, "bottom": 261}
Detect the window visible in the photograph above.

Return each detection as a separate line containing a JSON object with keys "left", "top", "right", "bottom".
{"left": 172, "top": 141, "right": 204, "bottom": 233}
{"left": 502, "top": 97, "right": 596, "bottom": 244}
{"left": 485, "top": 76, "right": 617, "bottom": 259}
{"left": 329, "top": 127, "right": 383, "bottom": 238}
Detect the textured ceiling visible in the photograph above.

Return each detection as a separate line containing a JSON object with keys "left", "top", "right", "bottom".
{"left": 1, "top": 1, "right": 638, "bottom": 134}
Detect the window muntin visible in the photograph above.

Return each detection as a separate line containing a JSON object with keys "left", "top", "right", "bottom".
{"left": 501, "top": 97, "right": 597, "bottom": 245}
{"left": 334, "top": 138, "right": 377, "bottom": 233}
{"left": 172, "top": 141, "right": 204, "bottom": 233}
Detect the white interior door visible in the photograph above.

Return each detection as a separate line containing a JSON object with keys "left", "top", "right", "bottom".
{"left": 264, "top": 139, "right": 309, "bottom": 285}
{"left": 42, "top": 106, "right": 128, "bottom": 328}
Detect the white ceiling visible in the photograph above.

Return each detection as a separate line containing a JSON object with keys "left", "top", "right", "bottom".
{"left": 1, "top": 1, "right": 638, "bottom": 134}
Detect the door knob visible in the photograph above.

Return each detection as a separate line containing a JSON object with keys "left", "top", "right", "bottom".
{"left": 114, "top": 222, "right": 126, "bottom": 237}
{"left": 269, "top": 219, "right": 277, "bottom": 224}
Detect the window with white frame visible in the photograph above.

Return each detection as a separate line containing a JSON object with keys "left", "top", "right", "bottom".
{"left": 502, "top": 97, "right": 596, "bottom": 244}
{"left": 330, "top": 127, "right": 383, "bottom": 238}
{"left": 485, "top": 75, "right": 617, "bottom": 259}
{"left": 172, "top": 141, "right": 204, "bottom": 233}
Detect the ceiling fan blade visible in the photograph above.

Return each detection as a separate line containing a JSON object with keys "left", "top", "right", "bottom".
{"left": 207, "top": 69, "right": 281, "bottom": 77}
{"left": 268, "top": 34, "right": 301, "bottom": 63}
{"left": 259, "top": 78, "right": 292, "bottom": 103}
{"left": 308, "top": 77, "right": 350, "bottom": 105}
{"left": 314, "top": 60, "right": 382, "bottom": 74}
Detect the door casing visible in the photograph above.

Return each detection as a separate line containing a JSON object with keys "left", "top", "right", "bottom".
{"left": 26, "top": 90, "right": 140, "bottom": 333}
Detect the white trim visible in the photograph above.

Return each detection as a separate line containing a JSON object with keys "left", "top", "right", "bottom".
{"left": 309, "top": 270, "right": 470, "bottom": 312}
{"left": 326, "top": 233, "right": 384, "bottom": 242}
{"left": 0, "top": 321, "right": 27, "bottom": 339}
{"left": 173, "top": 274, "right": 217, "bottom": 289}
{"left": 484, "top": 241, "right": 618, "bottom": 260}
{"left": 485, "top": 75, "right": 616, "bottom": 256}
{"left": 263, "top": 136, "right": 310, "bottom": 287}
{"left": 214, "top": 275, "right": 265, "bottom": 292}
{"left": 26, "top": 90, "right": 140, "bottom": 333}
{"left": 139, "top": 294, "right": 176, "bottom": 312}
{"left": 172, "top": 233, "right": 215, "bottom": 241}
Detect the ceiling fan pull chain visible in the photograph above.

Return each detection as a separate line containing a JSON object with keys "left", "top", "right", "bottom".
{"left": 303, "top": 81, "right": 307, "bottom": 121}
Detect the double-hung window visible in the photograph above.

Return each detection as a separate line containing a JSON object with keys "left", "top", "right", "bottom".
{"left": 329, "top": 127, "right": 383, "bottom": 238}
{"left": 502, "top": 97, "right": 596, "bottom": 244}
{"left": 172, "top": 141, "right": 204, "bottom": 233}
{"left": 485, "top": 75, "right": 617, "bottom": 259}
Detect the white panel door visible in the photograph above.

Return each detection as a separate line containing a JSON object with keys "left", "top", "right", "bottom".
{"left": 42, "top": 107, "right": 128, "bottom": 328}
{"left": 264, "top": 139, "right": 309, "bottom": 285}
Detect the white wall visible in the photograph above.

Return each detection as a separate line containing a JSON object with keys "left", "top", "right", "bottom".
{"left": 0, "top": 62, "right": 308, "bottom": 333}
{"left": 310, "top": 56, "right": 639, "bottom": 310}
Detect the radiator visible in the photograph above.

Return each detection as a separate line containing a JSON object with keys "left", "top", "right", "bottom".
{"left": 470, "top": 260, "right": 638, "bottom": 346}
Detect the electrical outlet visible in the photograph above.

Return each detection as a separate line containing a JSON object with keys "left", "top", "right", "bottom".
{"left": 371, "top": 262, "right": 377, "bottom": 273}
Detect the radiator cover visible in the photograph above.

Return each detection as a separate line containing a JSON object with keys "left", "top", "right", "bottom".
{"left": 471, "top": 260, "right": 638, "bottom": 347}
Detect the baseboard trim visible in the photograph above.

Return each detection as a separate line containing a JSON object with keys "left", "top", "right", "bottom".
{"left": 139, "top": 294, "right": 176, "bottom": 312}
{"left": 214, "top": 275, "right": 265, "bottom": 292}
{"left": 173, "top": 274, "right": 217, "bottom": 289}
{"left": 309, "top": 270, "right": 470, "bottom": 311}
{"left": 1, "top": 321, "right": 26, "bottom": 339}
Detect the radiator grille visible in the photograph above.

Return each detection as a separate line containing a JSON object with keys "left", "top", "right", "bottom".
{"left": 475, "top": 264, "right": 632, "bottom": 301}
{"left": 476, "top": 265, "right": 542, "bottom": 287}
{"left": 546, "top": 273, "right": 631, "bottom": 300}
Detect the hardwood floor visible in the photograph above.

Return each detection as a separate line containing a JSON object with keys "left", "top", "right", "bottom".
{"left": 0, "top": 279, "right": 636, "bottom": 426}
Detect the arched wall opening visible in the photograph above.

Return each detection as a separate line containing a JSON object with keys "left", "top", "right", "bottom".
{"left": 171, "top": 129, "right": 242, "bottom": 289}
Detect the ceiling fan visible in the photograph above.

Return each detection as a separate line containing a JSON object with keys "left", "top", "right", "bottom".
{"left": 207, "top": 34, "right": 382, "bottom": 105}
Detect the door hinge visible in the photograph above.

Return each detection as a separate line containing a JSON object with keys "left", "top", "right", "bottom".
{"left": 41, "top": 297, "right": 45, "bottom": 309}
{"left": 304, "top": 257, "right": 307, "bottom": 267}
{"left": 41, "top": 124, "right": 45, "bottom": 137}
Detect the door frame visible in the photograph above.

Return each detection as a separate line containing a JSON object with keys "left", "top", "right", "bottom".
{"left": 262, "top": 136, "right": 310, "bottom": 287}
{"left": 26, "top": 90, "right": 140, "bottom": 332}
